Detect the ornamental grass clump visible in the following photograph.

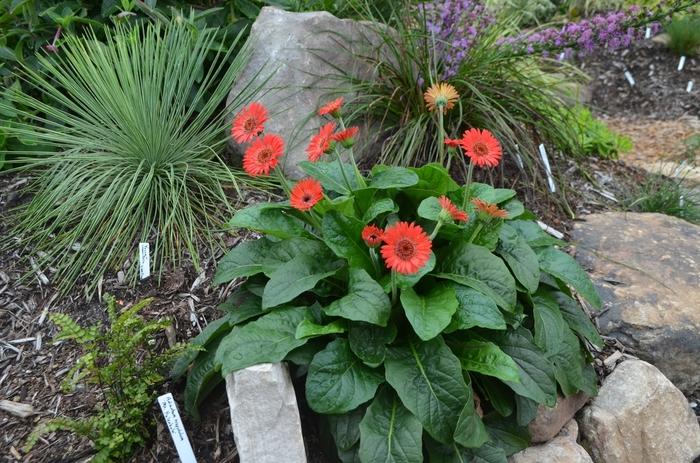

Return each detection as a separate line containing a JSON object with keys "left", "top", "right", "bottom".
{"left": 0, "top": 22, "right": 270, "bottom": 296}
{"left": 176, "top": 96, "right": 604, "bottom": 462}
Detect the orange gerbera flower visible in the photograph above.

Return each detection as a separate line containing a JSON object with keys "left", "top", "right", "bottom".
{"left": 332, "top": 126, "right": 359, "bottom": 148}
{"left": 318, "top": 97, "right": 344, "bottom": 117}
{"left": 445, "top": 137, "right": 462, "bottom": 148}
{"left": 290, "top": 178, "right": 323, "bottom": 211}
{"left": 472, "top": 198, "right": 508, "bottom": 219}
{"left": 306, "top": 122, "right": 337, "bottom": 162}
{"left": 438, "top": 195, "right": 468, "bottom": 222}
{"left": 424, "top": 82, "right": 459, "bottom": 113}
{"left": 380, "top": 222, "right": 432, "bottom": 275}
{"left": 231, "top": 102, "right": 268, "bottom": 143}
{"left": 362, "top": 224, "right": 384, "bottom": 247}
{"left": 460, "top": 128, "right": 502, "bottom": 168}
{"left": 243, "top": 134, "right": 284, "bottom": 176}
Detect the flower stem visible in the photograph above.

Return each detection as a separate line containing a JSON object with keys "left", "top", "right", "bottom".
{"left": 338, "top": 117, "right": 366, "bottom": 188}
{"left": 334, "top": 148, "right": 353, "bottom": 192}
{"left": 391, "top": 270, "right": 398, "bottom": 306}
{"left": 429, "top": 220, "right": 443, "bottom": 240}
{"left": 437, "top": 110, "right": 446, "bottom": 166}
{"left": 468, "top": 222, "right": 483, "bottom": 243}
{"left": 275, "top": 166, "right": 292, "bottom": 196}
{"left": 369, "top": 247, "right": 381, "bottom": 278}
{"left": 462, "top": 159, "right": 474, "bottom": 209}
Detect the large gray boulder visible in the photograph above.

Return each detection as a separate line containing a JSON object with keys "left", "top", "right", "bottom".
{"left": 528, "top": 392, "right": 589, "bottom": 443}
{"left": 572, "top": 212, "right": 700, "bottom": 394}
{"left": 227, "top": 7, "right": 383, "bottom": 178}
{"left": 579, "top": 360, "right": 700, "bottom": 463}
{"left": 226, "top": 363, "right": 307, "bottom": 463}
{"left": 509, "top": 420, "right": 593, "bottom": 463}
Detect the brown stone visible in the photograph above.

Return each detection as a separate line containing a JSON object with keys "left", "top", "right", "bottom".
{"left": 572, "top": 212, "right": 700, "bottom": 394}
{"left": 579, "top": 359, "right": 700, "bottom": 463}
{"left": 528, "top": 392, "right": 589, "bottom": 443}
{"left": 510, "top": 420, "right": 593, "bottom": 463}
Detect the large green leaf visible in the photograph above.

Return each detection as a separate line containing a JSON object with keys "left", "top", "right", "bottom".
{"left": 496, "top": 224, "right": 540, "bottom": 293}
{"left": 171, "top": 316, "right": 230, "bottom": 378}
{"left": 369, "top": 166, "right": 420, "bottom": 189}
{"left": 385, "top": 337, "right": 468, "bottom": 444}
{"left": 406, "top": 163, "right": 460, "bottom": 200}
{"left": 322, "top": 210, "right": 374, "bottom": 273}
{"left": 417, "top": 196, "right": 443, "bottom": 221}
{"left": 328, "top": 406, "right": 366, "bottom": 452}
{"left": 552, "top": 291, "right": 604, "bottom": 348}
{"left": 362, "top": 198, "right": 397, "bottom": 223}
{"left": 449, "top": 340, "right": 520, "bottom": 383}
{"left": 348, "top": 322, "right": 397, "bottom": 367}
{"left": 300, "top": 160, "right": 359, "bottom": 194}
{"left": 446, "top": 285, "right": 506, "bottom": 332}
{"left": 183, "top": 338, "right": 223, "bottom": 420}
{"left": 491, "top": 329, "right": 557, "bottom": 407}
{"left": 483, "top": 414, "right": 530, "bottom": 456}
{"left": 400, "top": 284, "right": 458, "bottom": 341}
{"left": 358, "top": 387, "right": 423, "bottom": 463}
{"left": 394, "top": 253, "right": 436, "bottom": 289}
{"left": 215, "top": 307, "right": 308, "bottom": 375}
{"left": 218, "top": 285, "right": 265, "bottom": 325}
{"left": 324, "top": 268, "right": 392, "bottom": 326}
{"left": 508, "top": 220, "right": 564, "bottom": 248}
{"left": 306, "top": 339, "right": 384, "bottom": 414}
{"left": 537, "top": 247, "right": 601, "bottom": 309}
{"left": 453, "top": 378, "right": 489, "bottom": 448}
{"left": 426, "top": 439, "right": 507, "bottom": 463}
{"left": 532, "top": 296, "right": 567, "bottom": 353}
{"left": 468, "top": 183, "right": 516, "bottom": 204}
{"left": 437, "top": 242, "right": 516, "bottom": 311}
{"left": 262, "top": 254, "right": 342, "bottom": 309}
{"left": 295, "top": 319, "right": 346, "bottom": 340}
{"left": 228, "top": 202, "right": 307, "bottom": 239}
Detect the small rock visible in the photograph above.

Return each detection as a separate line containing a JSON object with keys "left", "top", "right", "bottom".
{"left": 510, "top": 420, "right": 593, "bottom": 463}
{"left": 579, "top": 359, "right": 700, "bottom": 463}
{"left": 0, "top": 400, "right": 36, "bottom": 418}
{"left": 529, "top": 392, "right": 589, "bottom": 443}
{"left": 573, "top": 212, "right": 700, "bottom": 394}
{"left": 226, "top": 363, "right": 307, "bottom": 463}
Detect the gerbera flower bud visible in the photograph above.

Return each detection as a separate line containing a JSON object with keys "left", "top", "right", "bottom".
{"left": 332, "top": 126, "right": 359, "bottom": 148}
{"left": 306, "top": 122, "right": 337, "bottom": 162}
{"left": 243, "top": 133, "right": 284, "bottom": 177}
{"left": 362, "top": 224, "right": 384, "bottom": 247}
{"left": 318, "top": 97, "right": 344, "bottom": 118}
{"left": 380, "top": 221, "right": 432, "bottom": 275}
{"left": 290, "top": 178, "right": 323, "bottom": 211}
{"left": 438, "top": 195, "right": 468, "bottom": 222}
{"left": 472, "top": 198, "right": 508, "bottom": 219}
{"left": 231, "top": 102, "right": 268, "bottom": 144}
{"left": 460, "top": 128, "right": 502, "bottom": 168}
{"left": 423, "top": 82, "right": 459, "bottom": 113}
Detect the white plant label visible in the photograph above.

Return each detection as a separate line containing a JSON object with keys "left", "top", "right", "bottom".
{"left": 138, "top": 242, "right": 150, "bottom": 280}
{"left": 687, "top": 80, "right": 694, "bottom": 93}
{"left": 680, "top": 195, "right": 685, "bottom": 208}
{"left": 157, "top": 393, "right": 197, "bottom": 463}
{"left": 624, "top": 71, "right": 635, "bottom": 87}
{"left": 558, "top": 52, "right": 565, "bottom": 61}
{"left": 538, "top": 144, "right": 556, "bottom": 193}
{"left": 514, "top": 144, "right": 524, "bottom": 170}
{"left": 678, "top": 56, "right": 686, "bottom": 71}
{"left": 645, "top": 27, "right": 651, "bottom": 39}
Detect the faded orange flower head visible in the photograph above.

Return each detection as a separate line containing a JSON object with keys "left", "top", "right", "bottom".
{"left": 332, "top": 126, "right": 359, "bottom": 147}
{"left": 472, "top": 198, "right": 508, "bottom": 219}
{"left": 318, "top": 97, "right": 344, "bottom": 117}
{"left": 362, "top": 224, "right": 384, "bottom": 247}
{"left": 438, "top": 195, "right": 468, "bottom": 222}
{"left": 290, "top": 178, "right": 323, "bottom": 211}
{"left": 243, "top": 133, "right": 284, "bottom": 176}
{"left": 460, "top": 128, "right": 502, "bottom": 168}
{"left": 381, "top": 221, "right": 432, "bottom": 275}
{"left": 306, "top": 122, "right": 337, "bottom": 162}
{"left": 424, "top": 82, "right": 459, "bottom": 113}
{"left": 231, "top": 102, "right": 268, "bottom": 144}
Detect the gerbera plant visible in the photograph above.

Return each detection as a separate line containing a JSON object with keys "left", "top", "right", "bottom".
{"left": 175, "top": 98, "right": 604, "bottom": 462}
{"left": 0, "top": 22, "right": 271, "bottom": 296}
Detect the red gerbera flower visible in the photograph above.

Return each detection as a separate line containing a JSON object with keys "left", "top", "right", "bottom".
{"left": 231, "top": 102, "right": 268, "bottom": 144}
{"left": 444, "top": 137, "right": 462, "bottom": 148}
{"left": 362, "top": 224, "right": 384, "bottom": 247}
{"left": 290, "top": 178, "right": 324, "bottom": 211}
{"left": 460, "top": 128, "right": 502, "bottom": 168}
{"left": 438, "top": 195, "right": 468, "bottom": 222}
{"left": 306, "top": 122, "right": 337, "bottom": 162}
{"left": 318, "top": 97, "right": 344, "bottom": 117}
{"left": 243, "top": 134, "right": 284, "bottom": 176}
{"left": 380, "top": 222, "right": 432, "bottom": 275}
{"left": 472, "top": 198, "right": 508, "bottom": 219}
{"left": 331, "top": 126, "right": 359, "bottom": 148}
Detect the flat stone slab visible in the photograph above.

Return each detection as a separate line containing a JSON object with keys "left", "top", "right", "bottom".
{"left": 226, "top": 363, "right": 307, "bottom": 463}
{"left": 572, "top": 212, "right": 700, "bottom": 394}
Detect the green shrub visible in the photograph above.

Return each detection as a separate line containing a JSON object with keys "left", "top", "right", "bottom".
{"left": 570, "top": 106, "right": 632, "bottom": 159}
{"left": 176, "top": 101, "right": 603, "bottom": 461}
{"left": 665, "top": 14, "right": 700, "bottom": 56}
{"left": 25, "top": 295, "right": 188, "bottom": 462}
{"left": 1, "top": 22, "right": 272, "bottom": 296}
{"left": 621, "top": 171, "right": 700, "bottom": 224}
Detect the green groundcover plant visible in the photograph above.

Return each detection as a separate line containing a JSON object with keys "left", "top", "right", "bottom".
{"left": 176, "top": 96, "right": 603, "bottom": 462}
